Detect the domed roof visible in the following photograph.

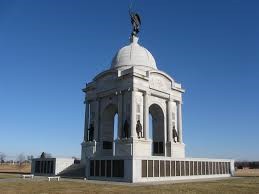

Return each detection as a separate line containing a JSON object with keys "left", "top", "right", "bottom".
{"left": 111, "top": 36, "right": 157, "bottom": 70}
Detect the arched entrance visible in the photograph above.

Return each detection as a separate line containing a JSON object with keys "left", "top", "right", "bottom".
{"left": 100, "top": 104, "right": 118, "bottom": 155}
{"left": 149, "top": 104, "right": 165, "bottom": 156}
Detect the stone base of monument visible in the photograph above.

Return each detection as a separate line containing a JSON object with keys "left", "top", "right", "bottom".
{"left": 84, "top": 156, "right": 234, "bottom": 183}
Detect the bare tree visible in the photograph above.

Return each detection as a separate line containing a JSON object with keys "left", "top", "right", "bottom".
{"left": 45, "top": 153, "right": 52, "bottom": 158}
{"left": 17, "top": 153, "right": 26, "bottom": 165}
{"left": 27, "top": 155, "right": 33, "bottom": 161}
{"left": 0, "top": 152, "right": 6, "bottom": 163}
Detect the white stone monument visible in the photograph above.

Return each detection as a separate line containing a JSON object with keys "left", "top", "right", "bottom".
{"left": 80, "top": 13, "right": 234, "bottom": 182}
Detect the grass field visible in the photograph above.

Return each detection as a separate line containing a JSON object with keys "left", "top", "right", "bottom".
{"left": 0, "top": 173, "right": 258, "bottom": 194}
{"left": 0, "top": 173, "right": 18, "bottom": 179}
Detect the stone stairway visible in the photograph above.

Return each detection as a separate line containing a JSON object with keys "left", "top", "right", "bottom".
{"left": 58, "top": 163, "right": 85, "bottom": 178}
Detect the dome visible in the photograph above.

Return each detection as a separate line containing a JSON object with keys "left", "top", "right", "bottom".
{"left": 111, "top": 36, "right": 157, "bottom": 70}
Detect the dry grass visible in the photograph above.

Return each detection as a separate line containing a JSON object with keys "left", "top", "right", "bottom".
{"left": 0, "top": 173, "right": 19, "bottom": 179}
{"left": 0, "top": 164, "right": 31, "bottom": 173}
{"left": 235, "top": 169, "right": 259, "bottom": 177}
{"left": 0, "top": 177, "right": 258, "bottom": 194}
{"left": 0, "top": 168, "right": 258, "bottom": 193}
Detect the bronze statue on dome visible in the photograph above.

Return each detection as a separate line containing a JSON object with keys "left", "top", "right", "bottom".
{"left": 129, "top": 5, "right": 141, "bottom": 37}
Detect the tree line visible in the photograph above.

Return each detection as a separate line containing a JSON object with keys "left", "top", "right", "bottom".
{"left": 235, "top": 161, "right": 259, "bottom": 169}
{"left": 0, "top": 152, "right": 52, "bottom": 164}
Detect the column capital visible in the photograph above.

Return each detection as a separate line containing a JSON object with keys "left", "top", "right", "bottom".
{"left": 143, "top": 90, "right": 151, "bottom": 95}
{"left": 166, "top": 99, "right": 174, "bottom": 104}
{"left": 174, "top": 100, "right": 183, "bottom": 105}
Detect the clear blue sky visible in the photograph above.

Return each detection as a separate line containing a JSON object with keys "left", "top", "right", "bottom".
{"left": 0, "top": 0, "right": 258, "bottom": 160}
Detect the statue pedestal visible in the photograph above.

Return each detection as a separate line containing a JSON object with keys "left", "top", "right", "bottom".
{"left": 115, "top": 138, "right": 132, "bottom": 156}
{"left": 166, "top": 141, "right": 185, "bottom": 158}
{"left": 131, "top": 138, "right": 152, "bottom": 157}
{"left": 81, "top": 141, "right": 97, "bottom": 164}
{"left": 115, "top": 138, "right": 152, "bottom": 157}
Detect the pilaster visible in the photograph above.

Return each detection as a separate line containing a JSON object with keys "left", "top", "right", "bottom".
{"left": 143, "top": 91, "right": 149, "bottom": 140}
{"left": 177, "top": 101, "right": 183, "bottom": 143}
{"left": 131, "top": 90, "right": 137, "bottom": 138}
{"left": 83, "top": 99, "right": 89, "bottom": 142}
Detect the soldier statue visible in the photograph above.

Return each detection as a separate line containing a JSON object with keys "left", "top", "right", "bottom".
{"left": 123, "top": 120, "right": 129, "bottom": 138}
{"left": 40, "top": 152, "right": 46, "bottom": 159}
{"left": 172, "top": 126, "right": 178, "bottom": 143}
{"left": 136, "top": 120, "right": 142, "bottom": 139}
{"left": 88, "top": 123, "right": 94, "bottom": 141}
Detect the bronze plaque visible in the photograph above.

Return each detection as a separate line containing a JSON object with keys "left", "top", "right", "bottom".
{"left": 176, "top": 161, "right": 180, "bottom": 176}
{"left": 216, "top": 162, "right": 219, "bottom": 174}
{"left": 227, "top": 162, "right": 231, "bottom": 174}
{"left": 202, "top": 162, "right": 206, "bottom": 175}
{"left": 190, "top": 161, "right": 194, "bottom": 176}
{"left": 95, "top": 160, "right": 100, "bottom": 176}
{"left": 142, "top": 160, "right": 147, "bottom": 177}
{"left": 101, "top": 160, "right": 105, "bottom": 176}
{"left": 112, "top": 160, "right": 124, "bottom": 177}
{"left": 209, "top": 162, "right": 212, "bottom": 175}
{"left": 194, "top": 161, "right": 197, "bottom": 175}
{"left": 171, "top": 161, "right": 175, "bottom": 176}
{"left": 205, "top": 162, "right": 208, "bottom": 175}
{"left": 160, "top": 160, "right": 165, "bottom": 177}
{"left": 185, "top": 161, "right": 190, "bottom": 176}
{"left": 154, "top": 160, "right": 159, "bottom": 177}
{"left": 198, "top": 161, "right": 202, "bottom": 175}
{"left": 106, "top": 160, "right": 111, "bottom": 177}
{"left": 90, "top": 160, "right": 94, "bottom": 176}
{"left": 148, "top": 160, "right": 153, "bottom": 177}
{"left": 35, "top": 161, "right": 40, "bottom": 173}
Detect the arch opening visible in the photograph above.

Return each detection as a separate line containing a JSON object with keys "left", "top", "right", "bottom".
{"left": 100, "top": 104, "right": 118, "bottom": 155}
{"left": 149, "top": 104, "right": 165, "bottom": 156}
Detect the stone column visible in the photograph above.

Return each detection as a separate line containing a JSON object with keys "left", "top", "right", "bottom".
{"left": 143, "top": 91, "right": 149, "bottom": 140}
{"left": 177, "top": 101, "right": 183, "bottom": 143}
{"left": 94, "top": 99, "right": 99, "bottom": 141}
{"left": 164, "top": 114, "right": 167, "bottom": 157}
{"left": 117, "top": 92, "right": 123, "bottom": 139}
{"left": 83, "top": 99, "right": 89, "bottom": 142}
{"left": 167, "top": 100, "right": 173, "bottom": 142}
{"left": 131, "top": 90, "right": 137, "bottom": 138}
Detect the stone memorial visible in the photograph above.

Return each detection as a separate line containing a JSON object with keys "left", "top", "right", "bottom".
{"left": 80, "top": 10, "right": 235, "bottom": 182}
